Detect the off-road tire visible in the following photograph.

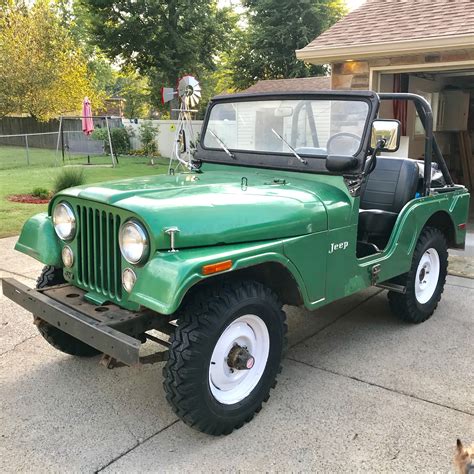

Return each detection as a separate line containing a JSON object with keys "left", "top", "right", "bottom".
{"left": 388, "top": 227, "right": 448, "bottom": 323}
{"left": 35, "top": 266, "right": 100, "bottom": 357}
{"left": 163, "top": 280, "right": 287, "bottom": 435}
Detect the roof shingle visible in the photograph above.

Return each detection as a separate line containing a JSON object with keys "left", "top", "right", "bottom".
{"left": 303, "top": 0, "right": 474, "bottom": 50}
{"left": 243, "top": 76, "right": 331, "bottom": 93}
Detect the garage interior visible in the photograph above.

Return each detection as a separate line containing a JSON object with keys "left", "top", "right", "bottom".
{"left": 378, "top": 70, "right": 474, "bottom": 191}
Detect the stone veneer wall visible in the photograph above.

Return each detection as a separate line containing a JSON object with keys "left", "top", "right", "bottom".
{"left": 330, "top": 49, "right": 474, "bottom": 90}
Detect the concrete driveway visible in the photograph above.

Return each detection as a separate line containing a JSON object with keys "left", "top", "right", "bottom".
{"left": 0, "top": 235, "right": 473, "bottom": 472}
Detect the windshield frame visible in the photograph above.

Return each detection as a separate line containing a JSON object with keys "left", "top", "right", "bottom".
{"left": 196, "top": 91, "right": 379, "bottom": 176}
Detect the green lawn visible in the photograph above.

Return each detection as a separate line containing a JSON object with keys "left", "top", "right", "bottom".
{"left": 0, "top": 145, "right": 117, "bottom": 170}
{"left": 0, "top": 152, "right": 169, "bottom": 238}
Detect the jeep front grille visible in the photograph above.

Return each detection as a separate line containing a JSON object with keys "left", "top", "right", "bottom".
{"left": 76, "top": 205, "right": 122, "bottom": 300}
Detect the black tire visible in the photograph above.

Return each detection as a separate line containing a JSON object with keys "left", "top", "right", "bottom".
{"left": 388, "top": 227, "right": 448, "bottom": 323}
{"left": 35, "top": 266, "right": 100, "bottom": 357}
{"left": 163, "top": 280, "right": 287, "bottom": 435}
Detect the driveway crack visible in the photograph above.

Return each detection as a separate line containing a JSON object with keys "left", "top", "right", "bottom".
{"left": 289, "top": 289, "right": 383, "bottom": 349}
{"left": 286, "top": 357, "right": 473, "bottom": 416}
{"left": 0, "top": 334, "right": 39, "bottom": 358}
{"left": 95, "top": 419, "right": 179, "bottom": 472}
{"left": 0, "top": 269, "right": 36, "bottom": 281}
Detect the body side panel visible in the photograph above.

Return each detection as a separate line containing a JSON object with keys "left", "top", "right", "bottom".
{"left": 320, "top": 190, "right": 469, "bottom": 306}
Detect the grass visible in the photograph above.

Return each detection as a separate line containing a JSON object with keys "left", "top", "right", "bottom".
{"left": 0, "top": 145, "right": 116, "bottom": 170}
{"left": 0, "top": 150, "right": 170, "bottom": 238}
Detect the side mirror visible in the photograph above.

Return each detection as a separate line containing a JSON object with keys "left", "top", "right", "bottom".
{"left": 326, "top": 155, "right": 359, "bottom": 173}
{"left": 371, "top": 119, "right": 401, "bottom": 152}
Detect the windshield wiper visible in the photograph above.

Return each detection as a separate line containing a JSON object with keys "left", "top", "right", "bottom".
{"left": 209, "top": 130, "right": 235, "bottom": 159}
{"left": 271, "top": 129, "right": 307, "bottom": 164}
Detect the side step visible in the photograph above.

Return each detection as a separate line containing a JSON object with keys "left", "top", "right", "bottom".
{"left": 376, "top": 282, "right": 406, "bottom": 294}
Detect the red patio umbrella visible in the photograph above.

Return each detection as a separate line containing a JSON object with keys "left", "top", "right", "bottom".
{"left": 82, "top": 97, "right": 94, "bottom": 135}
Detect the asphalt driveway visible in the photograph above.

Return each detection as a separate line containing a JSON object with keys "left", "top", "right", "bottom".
{"left": 0, "top": 235, "right": 473, "bottom": 472}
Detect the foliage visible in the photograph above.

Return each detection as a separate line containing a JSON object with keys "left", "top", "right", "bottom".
{"left": 230, "top": 0, "right": 347, "bottom": 90}
{"left": 31, "top": 187, "right": 50, "bottom": 199}
{"left": 81, "top": 0, "right": 236, "bottom": 107}
{"left": 0, "top": 0, "right": 103, "bottom": 120}
{"left": 139, "top": 121, "right": 158, "bottom": 155}
{"left": 53, "top": 167, "right": 85, "bottom": 193}
{"left": 92, "top": 127, "right": 131, "bottom": 157}
{"left": 139, "top": 121, "right": 159, "bottom": 164}
{"left": 112, "top": 71, "right": 151, "bottom": 119}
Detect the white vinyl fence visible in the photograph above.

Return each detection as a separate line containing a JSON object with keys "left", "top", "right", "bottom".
{"left": 125, "top": 119, "right": 204, "bottom": 158}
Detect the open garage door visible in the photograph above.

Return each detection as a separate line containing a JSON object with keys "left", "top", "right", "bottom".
{"left": 377, "top": 69, "right": 474, "bottom": 191}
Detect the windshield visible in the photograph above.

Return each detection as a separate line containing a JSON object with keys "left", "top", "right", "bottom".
{"left": 203, "top": 99, "right": 370, "bottom": 158}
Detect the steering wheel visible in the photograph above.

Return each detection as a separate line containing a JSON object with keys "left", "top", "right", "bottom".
{"left": 326, "top": 132, "right": 362, "bottom": 156}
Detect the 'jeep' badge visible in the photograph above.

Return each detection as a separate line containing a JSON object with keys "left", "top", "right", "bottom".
{"left": 329, "top": 241, "right": 349, "bottom": 254}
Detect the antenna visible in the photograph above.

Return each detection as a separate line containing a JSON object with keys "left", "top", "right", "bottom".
{"left": 162, "top": 76, "right": 202, "bottom": 173}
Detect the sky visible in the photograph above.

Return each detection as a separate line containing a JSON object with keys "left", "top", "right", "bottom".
{"left": 346, "top": 0, "right": 366, "bottom": 11}
{"left": 218, "top": 0, "right": 366, "bottom": 12}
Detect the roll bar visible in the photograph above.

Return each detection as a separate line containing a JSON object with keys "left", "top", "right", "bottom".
{"left": 378, "top": 93, "right": 454, "bottom": 196}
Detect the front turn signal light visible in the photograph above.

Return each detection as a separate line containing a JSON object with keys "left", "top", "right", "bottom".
{"left": 202, "top": 260, "right": 233, "bottom": 275}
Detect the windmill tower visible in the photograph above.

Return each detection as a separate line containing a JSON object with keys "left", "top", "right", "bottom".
{"left": 161, "top": 75, "right": 202, "bottom": 173}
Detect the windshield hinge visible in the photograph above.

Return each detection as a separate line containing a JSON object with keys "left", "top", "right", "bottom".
{"left": 344, "top": 176, "right": 363, "bottom": 197}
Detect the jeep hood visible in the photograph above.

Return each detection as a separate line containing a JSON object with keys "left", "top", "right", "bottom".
{"left": 57, "top": 170, "right": 347, "bottom": 249}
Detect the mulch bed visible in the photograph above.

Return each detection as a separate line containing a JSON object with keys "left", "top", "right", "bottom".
{"left": 8, "top": 194, "right": 50, "bottom": 204}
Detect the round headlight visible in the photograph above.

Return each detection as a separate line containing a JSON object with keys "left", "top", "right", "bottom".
{"left": 53, "top": 202, "right": 76, "bottom": 240}
{"left": 122, "top": 268, "right": 137, "bottom": 293}
{"left": 62, "top": 245, "right": 74, "bottom": 268}
{"left": 119, "top": 220, "right": 149, "bottom": 264}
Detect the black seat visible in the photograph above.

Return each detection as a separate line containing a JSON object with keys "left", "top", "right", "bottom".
{"left": 358, "top": 157, "right": 419, "bottom": 249}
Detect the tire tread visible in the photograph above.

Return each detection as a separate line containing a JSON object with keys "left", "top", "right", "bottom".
{"left": 388, "top": 227, "right": 448, "bottom": 323}
{"left": 163, "top": 280, "right": 287, "bottom": 435}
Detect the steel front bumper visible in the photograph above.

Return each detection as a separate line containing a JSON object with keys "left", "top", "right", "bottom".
{"left": 1, "top": 278, "right": 158, "bottom": 366}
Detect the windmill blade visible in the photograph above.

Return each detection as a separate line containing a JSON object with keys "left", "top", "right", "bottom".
{"left": 161, "top": 87, "right": 177, "bottom": 104}
{"left": 189, "top": 95, "right": 199, "bottom": 108}
{"left": 178, "top": 75, "right": 201, "bottom": 108}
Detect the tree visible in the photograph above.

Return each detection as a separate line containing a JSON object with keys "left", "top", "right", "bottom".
{"left": 112, "top": 72, "right": 151, "bottom": 119}
{"left": 81, "top": 0, "right": 235, "bottom": 108}
{"left": 230, "top": 0, "right": 347, "bottom": 90}
{"left": 0, "top": 0, "right": 102, "bottom": 120}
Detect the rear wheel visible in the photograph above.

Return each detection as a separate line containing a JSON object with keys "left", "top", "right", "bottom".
{"left": 163, "top": 280, "right": 287, "bottom": 435}
{"left": 388, "top": 227, "right": 448, "bottom": 323}
{"left": 35, "top": 266, "right": 100, "bottom": 357}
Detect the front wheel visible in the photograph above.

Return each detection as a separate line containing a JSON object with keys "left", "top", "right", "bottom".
{"left": 388, "top": 227, "right": 448, "bottom": 323}
{"left": 163, "top": 280, "right": 287, "bottom": 435}
{"left": 35, "top": 266, "right": 100, "bottom": 357}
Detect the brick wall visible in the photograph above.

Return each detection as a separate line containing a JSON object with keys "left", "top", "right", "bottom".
{"left": 331, "top": 49, "right": 474, "bottom": 90}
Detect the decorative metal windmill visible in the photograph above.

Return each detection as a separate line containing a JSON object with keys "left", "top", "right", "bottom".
{"left": 162, "top": 75, "right": 202, "bottom": 173}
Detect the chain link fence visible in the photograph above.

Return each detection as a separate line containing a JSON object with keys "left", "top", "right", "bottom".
{"left": 0, "top": 117, "right": 121, "bottom": 170}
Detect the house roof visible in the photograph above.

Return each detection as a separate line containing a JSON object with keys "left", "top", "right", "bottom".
{"left": 297, "top": 0, "right": 474, "bottom": 64}
{"left": 242, "top": 76, "right": 331, "bottom": 93}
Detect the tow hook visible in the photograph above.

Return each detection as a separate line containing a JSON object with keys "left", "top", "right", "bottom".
{"left": 227, "top": 344, "right": 255, "bottom": 370}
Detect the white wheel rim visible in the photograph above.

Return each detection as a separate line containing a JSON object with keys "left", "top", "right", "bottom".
{"left": 415, "top": 248, "right": 440, "bottom": 304}
{"left": 209, "top": 314, "right": 270, "bottom": 405}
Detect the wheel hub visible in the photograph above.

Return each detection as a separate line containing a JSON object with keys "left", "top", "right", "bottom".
{"left": 208, "top": 314, "right": 270, "bottom": 405}
{"left": 227, "top": 344, "right": 255, "bottom": 370}
{"left": 415, "top": 248, "right": 440, "bottom": 304}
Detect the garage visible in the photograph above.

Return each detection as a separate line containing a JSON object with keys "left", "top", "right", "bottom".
{"left": 296, "top": 0, "right": 474, "bottom": 190}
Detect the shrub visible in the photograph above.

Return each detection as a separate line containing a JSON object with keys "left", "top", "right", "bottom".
{"left": 92, "top": 127, "right": 131, "bottom": 157}
{"left": 53, "top": 168, "right": 85, "bottom": 193}
{"left": 139, "top": 121, "right": 159, "bottom": 164}
{"left": 31, "top": 187, "right": 50, "bottom": 199}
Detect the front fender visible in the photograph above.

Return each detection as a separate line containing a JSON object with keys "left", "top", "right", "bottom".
{"left": 129, "top": 238, "right": 309, "bottom": 315}
{"left": 15, "top": 213, "right": 62, "bottom": 267}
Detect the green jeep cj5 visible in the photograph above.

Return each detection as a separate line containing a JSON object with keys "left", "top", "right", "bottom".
{"left": 3, "top": 91, "right": 470, "bottom": 435}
